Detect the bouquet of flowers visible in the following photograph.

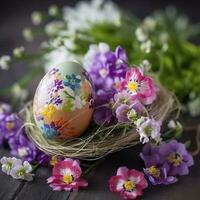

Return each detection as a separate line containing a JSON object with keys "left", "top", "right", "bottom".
{"left": 0, "top": 0, "right": 199, "bottom": 199}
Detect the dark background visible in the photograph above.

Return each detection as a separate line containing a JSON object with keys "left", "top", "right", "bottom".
{"left": 0, "top": 1, "right": 200, "bottom": 200}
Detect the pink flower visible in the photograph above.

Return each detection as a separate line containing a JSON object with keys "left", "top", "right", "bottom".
{"left": 47, "top": 158, "right": 88, "bottom": 191}
{"left": 109, "top": 167, "right": 148, "bottom": 199}
{"left": 120, "top": 68, "right": 157, "bottom": 105}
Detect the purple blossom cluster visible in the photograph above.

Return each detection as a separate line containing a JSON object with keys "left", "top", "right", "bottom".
{"left": 140, "top": 140, "right": 194, "bottom": 185}
{"left": 83, "top": 43, "right": 129, "bottom": 125}
{"left": 0, "top": 103, "right": 50, "bottom": 165}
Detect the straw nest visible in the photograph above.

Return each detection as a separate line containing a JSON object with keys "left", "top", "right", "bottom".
{"left": 24, "top": 86, "right": 176, "bottom": 161}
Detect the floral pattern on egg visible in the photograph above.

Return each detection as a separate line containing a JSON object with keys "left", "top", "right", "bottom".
{"left": 33, "top": 62, "right": 94, "bottom": 139}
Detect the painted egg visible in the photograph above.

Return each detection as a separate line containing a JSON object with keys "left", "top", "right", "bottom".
{"left": 33, "top": 61, "right": 94, "bottom": 139}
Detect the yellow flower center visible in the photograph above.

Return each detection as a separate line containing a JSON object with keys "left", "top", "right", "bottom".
{"left": 167, "top": 153, "right": 183, "bottom": 167}
{"left": 127, "top": 81, "right": 138, "bottom": 93}
{"left": 124, "top": 180, "right": 135, "bottom": 191}
{"left": 63, "top": 174, "right": 73, "bottom": 184}
{"left": 50, "top": 156, "right": 58, "bottom": 166}
{"left": 6, "top": 122, "right": 14, "bottom": 130}
{"left": 147, "top": 166, "right": 160, "bottom": 178}
{"left": 41, "top": 104, "right": 56, "bottom": 119}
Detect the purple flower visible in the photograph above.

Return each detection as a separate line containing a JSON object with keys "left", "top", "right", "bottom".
{"left": 83, "top": 43, "right": 128, "bottom": 94}
{"left": 52, "top": 79, "right": 64, "bottom": 93}
{"left": 115, "top": 104, "right": 130, "bottom": 123}
{"left": 159, "top": 140, "right": 194, "bottom": 176}
{"left": 0, "top": 113, "right": 23, "bottom": 140}
{"left": 8, "top": 132, "right": 37, "bottom": 163}
{"left": 140, "top": 144, "right": 177, "bottom": 185}
{"left": 140, "top": 141, "right": 194, "bottom": 185}
{"left": 35, "top": 151, "right": 50, "bottom": 166}
{"left": 144, "top": 166, "right": 177, "bottom": 185}
{"left": 93, "top": 106, "right": 113, "bottom": 125}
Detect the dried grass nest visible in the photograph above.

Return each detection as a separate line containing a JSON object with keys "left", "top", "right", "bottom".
{"left": 24, "top": 86, "right": 176, "bottom": 161}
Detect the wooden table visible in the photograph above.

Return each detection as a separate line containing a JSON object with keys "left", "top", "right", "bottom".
{"left": 0, "top": 0, "right": 200, "bottom": 199}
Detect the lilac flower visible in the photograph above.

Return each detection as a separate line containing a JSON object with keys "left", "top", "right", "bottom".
{"left": 10, "top": 160, "right": 34, "bottom": 181}
{"left": 0, "top": 157, "right": 22, "bottom": 175}
{"left": 93, "top": 106, "right": 113, "bottom": 125}
{"left": 144, "top": 166, "right": 177, "bottom": 185}
{"left": 135, "top": 117, "right": 161, "bottom": 144}
{"left": 115, "top": 104, "right": 130, "bottom": 123}
{"left": 8, "top": 132, "right": 37, "bottom": 163}
{"left": 35, "top": 151, "right": 50, "bottom": 165}
{"left": 140, "top": 144, "right": 177, "bottom": 185}
{"left": 159, "top": 140, "right": 194, "bottom": 176}
{"left": 83, "top": 43, "right": 128, "bottom": 94}
{"left": 0, "top": 113, "right": 23, "bottom": 140}
{"left": 0, "top": 103, "right": 12, "bottom": 145}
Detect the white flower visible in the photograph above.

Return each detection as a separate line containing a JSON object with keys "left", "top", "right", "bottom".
{"left": 23, "top": 28, "right": 34, "bottom": 41}
{"left": 48, "top": 5, "right": 59, "bottom": 17}
{"left": 31, "top": 11, "right": 43, "bottom": 25}
{"left": 140, "top": 59, "right": 151, "bottom": 72}
{"left": 11, "top": 84, "right": 28, "bottom": 101}
{"left": 63, "top": 0, "right": 121, "bottom": 31}
{"left": 0, "top": 55, "right": 11, "bottom": 70}
{"left": 45, "top": 21, "right": 65, "bottom": 36}
{"left": 127, "top": 109, "right": 137, "bottom": 122}
{"left": 10, "top": 161, "right": 34, "bottom": 181}
{"left": 0, "top": 157, "right": 22, "bottom": 175}
{"left": 140, "top": 40, "right": 152, "bottom": 53}
{"left": 135, "top": 117, "right": 162, "bottom": 144}
{"left": 135, "top": 27, "right": 147, "bottom": 42}
{"left": 168, "top": 120, "right": 182, "bottom": 130}
{"left": 13, "top": 46, "right": 25, "bottom": 58}
{"left": 143, "top": 17, "right": 157, "bottom": 31}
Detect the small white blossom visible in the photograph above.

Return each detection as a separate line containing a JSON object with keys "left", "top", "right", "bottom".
{"left": 0, "top": 55, "right": 11, "bottom": 70}
{"left": 168, "top": 120, "right": 182, "bottom": 130}
{"left": 127, "top": 109, "right": 137, "bottom": 122}
{"left": 45, "top": 21, "right": 65, "bottom": 36}
{"left": 143, "top": 17, "right": 157, "bottom": 31}
{"left": 48, "top": 5, "right": 59, "bottom": 17}
{"left": 0, "top": 157, "right": 22, "bottom": 175}
{"left": 135, "top": 27, "right": 147, "bottom": 42}
{"left": 13, "top": 46, "right": 25, "bottom": 58}
{"left": 140, "top": 40, "right": 152, "bottom": 53}
{"left": 23, "top": 28, "right": 34, "bottom": 41}
{"left": 140, "top": 59, "right": 151, "bottom": 72}
{"left": 31, "top": 11, "right": 43, "bottom": 25}
{"left": 135, "top": 117, "right": 162, "bottom": 144}
{"left": 10, "top": 161, "right": 34, "bottom": 181}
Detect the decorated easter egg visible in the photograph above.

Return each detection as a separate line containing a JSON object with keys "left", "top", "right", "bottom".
{"left": 33, "top": 61, "right": 94, "bottom": 139}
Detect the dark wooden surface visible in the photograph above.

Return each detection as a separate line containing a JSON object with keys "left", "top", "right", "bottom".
{"left": 0, "top": 0, "right": 200, "bottom": 199}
